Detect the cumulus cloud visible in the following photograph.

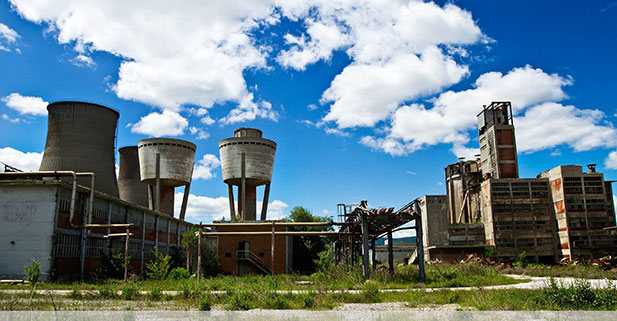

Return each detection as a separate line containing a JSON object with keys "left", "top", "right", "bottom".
{"left": 174, "top": 192, "right": 288, "bottom": 222}
{"left": 604, "top": 151, "right": 617, "bottom": 170}
{"left": 131, "top": 110, "right": 188, "bottom": 136}
{"left": 361, "top": 65, "right": 598, "bottom": 156}
{"left": 192, "top": 154, "right": 221, "bottom": 180}
{"left": 275, "top": 0, "right": 485, "bottom": 128}
{"left": 0, "top": 22, "right": 19, "bottom": 52}
{"left": 2, "top": 93, "right": 48, "bottom": 116}
{"left": 0, "top": 147, "right": 43, "bottom": 171}
{"left": 9, "top": 0, "right": 278, "bottom": 120}
{"left": 515, "top": 103, "right": 617, "bottom": 153}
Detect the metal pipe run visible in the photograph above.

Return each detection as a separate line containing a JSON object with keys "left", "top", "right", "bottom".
{"left": 197, "top": 231, "right": 344, "bottom": 236}
{"left": 0, "top": 171, "right": 94, "bottom": 228}
{"left": 201, "top": 222, "right": 333, "bottom": 227}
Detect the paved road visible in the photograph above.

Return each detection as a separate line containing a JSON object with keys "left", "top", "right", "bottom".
{"left": 0, "top": 274, "right": 613, "bottom": 296}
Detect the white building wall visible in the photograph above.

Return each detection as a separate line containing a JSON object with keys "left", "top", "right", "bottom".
{"left": 0, "top": 184, "right": 57, "bottom": 280}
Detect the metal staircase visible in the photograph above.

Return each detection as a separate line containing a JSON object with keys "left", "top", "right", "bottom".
{"left": 236, "top": 250, "right": 271, "bottom": 274}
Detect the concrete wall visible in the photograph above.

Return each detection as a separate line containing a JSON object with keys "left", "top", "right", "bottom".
{"left": 420, "top": 195, "right": 449, "bottom": 252}
{"left": 0, "top": 184, "right": 57, "bottom": 280}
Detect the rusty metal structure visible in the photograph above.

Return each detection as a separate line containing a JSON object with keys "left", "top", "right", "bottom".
{"left": 334, "top": 200, "right": 424, "bottom": 280}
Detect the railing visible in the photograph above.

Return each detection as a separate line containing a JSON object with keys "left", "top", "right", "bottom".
{"left": 236, "top": 250, "right": 270, "bottom": 273}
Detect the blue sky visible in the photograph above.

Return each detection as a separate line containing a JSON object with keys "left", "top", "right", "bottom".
{"left": 1, "top": 1, "right": 617, "bottom": 231}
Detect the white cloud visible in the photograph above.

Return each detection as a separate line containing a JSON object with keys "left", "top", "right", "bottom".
{"left": 606, "top": 151, "right": 617, "bottom": 170}
{"left": 131, "top": 110, "right": 188, "bottom": 136}
{"left": 307, "top": 104, "right": 317, "bottom": 111}
{"left": 9, "top": 0, "right": 276, "bottom": 117}
{"left": 71, "top": 54, "right": 96, "bottom": 68}
{"left": 322, "top": 47, "right": 469, "bottom": 128}
{"left": 300, "top": 119, "right": 349, "bottom": 137}
{"left": 192, "top": 154, "right": 220, "bottom": 180}
{"left": 362, "top": 65, "right": 580, "bottom": 156}
{"left": 174, "top": 192, "right": 288, "bottom": 222}
{"left": 2, "top": 114, "right": 21, "bottom": 123}
{"left": 219, "top": 98, "right": 277, "bottom": 124}
{"left": 189, "top": 126, "right": 210, "bottom": 140}
{"left": 515, "top": 103, "right": 617, "bottom": 153}
{"left": 2, "top": 93, "right": 48, "bottom": 116}
{"left": 0, "top": 22, "right": 19, "bottom": 52}
{"left": 0, "top": 147, "right": 43, "bottom": 171}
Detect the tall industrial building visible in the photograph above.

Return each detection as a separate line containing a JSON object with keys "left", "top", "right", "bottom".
{"left": 539, "top": 165, "right": 617, "bottom": 260}
{"left": 420, "top": 101, "right": 616, "bottom": 263}
{"left": 480, "top": 178, "right": 558, "bottom": 263}
{"left": 477, "top": 102, "right": 519, "bottom": 179}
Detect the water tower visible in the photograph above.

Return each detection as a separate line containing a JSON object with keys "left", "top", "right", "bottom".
{"left": 218, "top": 128, "right": 276, "bottom": 221}
{"left": 39, "top": 101, "right": 119, "bottom": 197}
{"left": 137, "top": 138, "right": 196, "bottom": 219}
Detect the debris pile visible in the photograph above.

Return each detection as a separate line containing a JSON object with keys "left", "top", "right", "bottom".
{"left": 560, "top": 255, "right": 617, "bottom": 272}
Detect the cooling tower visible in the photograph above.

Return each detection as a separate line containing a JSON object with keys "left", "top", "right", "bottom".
{"left": 39, "top": 101, "right": 119, "bottom": 197}
{"left": 137, "top": 138, "right": 196, "bottom": 217}
{"left": 219, "top": 128, "right": 277, "bottom": 221}
{"left": 118, "top": 146, "right": 149, "bottom": 207}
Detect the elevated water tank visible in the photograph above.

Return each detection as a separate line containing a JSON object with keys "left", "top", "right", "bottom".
{"left": 219, "top": 128, "right": 277, "bottom": 221}
{"left": 137, "top": 138, "right": 196, "bottom": 217}
{"left": 39, "top": 101, "right": 119, "bottom": 197}
{"left": 118, "top": 146, "right": 149, "bottom": 207}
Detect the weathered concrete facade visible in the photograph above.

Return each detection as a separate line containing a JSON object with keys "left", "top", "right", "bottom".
{"left": 0, "top": 180, "right": 191, "bottom": 281}
{"left": 478, "top": 102, "right": 518, "bottom": 179}
{"left": 539, "top": 165, "right": 617, "bottom": 260}
{"left": 480, "top": 178, "right": 558, "bottom": 263}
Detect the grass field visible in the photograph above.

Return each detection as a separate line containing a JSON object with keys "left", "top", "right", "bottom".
{"left": 2, "top": 263, "right": 616, "bottom": 311}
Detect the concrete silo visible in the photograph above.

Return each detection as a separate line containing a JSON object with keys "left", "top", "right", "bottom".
{"left": 137, "top": 138, "right": 196, "bottom": 219}
{"left": 39, "top": 101, "right": 119, "bottom": 197}
{"left": 118, "top": 146, "right": 149, "bottom": 207}
{"left": 218, "top": 128, "right": 276, "bottom": 221}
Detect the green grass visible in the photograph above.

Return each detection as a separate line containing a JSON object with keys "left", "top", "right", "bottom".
{"left": 0, "top": 263, "right": 523, "bottom": 293}
{"left": 2, "top": 279, "right": 616, "bottom": 311}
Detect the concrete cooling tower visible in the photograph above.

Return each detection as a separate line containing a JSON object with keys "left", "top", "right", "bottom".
{"left": 39, "top": 101, "right": 119, "bottom": 197}
{"left": 137, "top": 138, "right": 196, "bottom": 218}
{"left": 218, "top": 128, "right": 276, "bottom": 221}
{"left": 118, "top": 146, "right": 149, "bottom": 207}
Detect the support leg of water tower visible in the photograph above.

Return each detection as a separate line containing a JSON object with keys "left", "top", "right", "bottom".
{"left": 228, "top": 183, "right": 236, "bottom": 221}
{"left": 261, "top": 183, "right": 270, "bottom": 221}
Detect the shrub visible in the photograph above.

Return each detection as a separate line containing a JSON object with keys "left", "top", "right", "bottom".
{"left": 270, "top": 295, "right": 290, "bottom": 309}
{"left": 147, "top": 287, "right": 163, "bottom": 300}
{"left": 303, "top": 293, "right": 315, "bottom": 308}
{"left": 514, "top": 251, "right": 528, "bottom": 268}
{"left": 101, "top": 249, "right": 132, "bottom": 279}
{"left": 169, "top": 267, "right": 190, "bottom": 280}
{"left": 226, "top": 289, "right": 254, "bottom": 310}
{"left": 314, "top": 247, "right": 334, "bottom": 272}
{"left": 447, "top": 291, "right": 460, "bottom": 303}
{"left": 122, "top": 285, "right": 138, "bottom": 300}
{"left": 99, "top": 282, "right": 118, "bottom": 299}
{"left": 146, "top": 249, "right": 171, "bottom": 280}
{"left": 485, "top": 247, "right": 497, "bottom": 260}
{"left": 24, "top": 260, "right": 41, "bottom": 285}
{"left": 541, "top": 279, "right": 617, "bottom": 309}
{"left": 199, "top": 295, "right": 212, "bottom": 311}
{"left": 362, "top": 281, "right": 381, "bottom": 303}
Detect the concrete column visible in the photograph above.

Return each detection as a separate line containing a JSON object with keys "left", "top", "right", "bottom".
{"left": 261, "top": 183, "right": 270, "bottom": 221}
{"left": 179, "top": 183, "right": 191, "bottom": 220}
{"left": 155, "top": 153, "right": 161, "bottom": 212}
{"left": 228, "top": 184, "right": 236, "bottom": 221}
{"left": 240, "top": 152, "right": 246, "bottom": 220}
{"left": 416, "top": 218, "right": 425, "bottom": 283}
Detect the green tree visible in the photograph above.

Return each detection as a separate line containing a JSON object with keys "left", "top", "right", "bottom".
{"left": 289, "top": 206, "right": 332, "bottom": 274}
{"left": 181, "top": 226, "right": 218, "bottom": 277}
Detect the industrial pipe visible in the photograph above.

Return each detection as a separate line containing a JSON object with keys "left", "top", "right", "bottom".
{"left": 0, "top": 171, "right": 94, "bottom": 228}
